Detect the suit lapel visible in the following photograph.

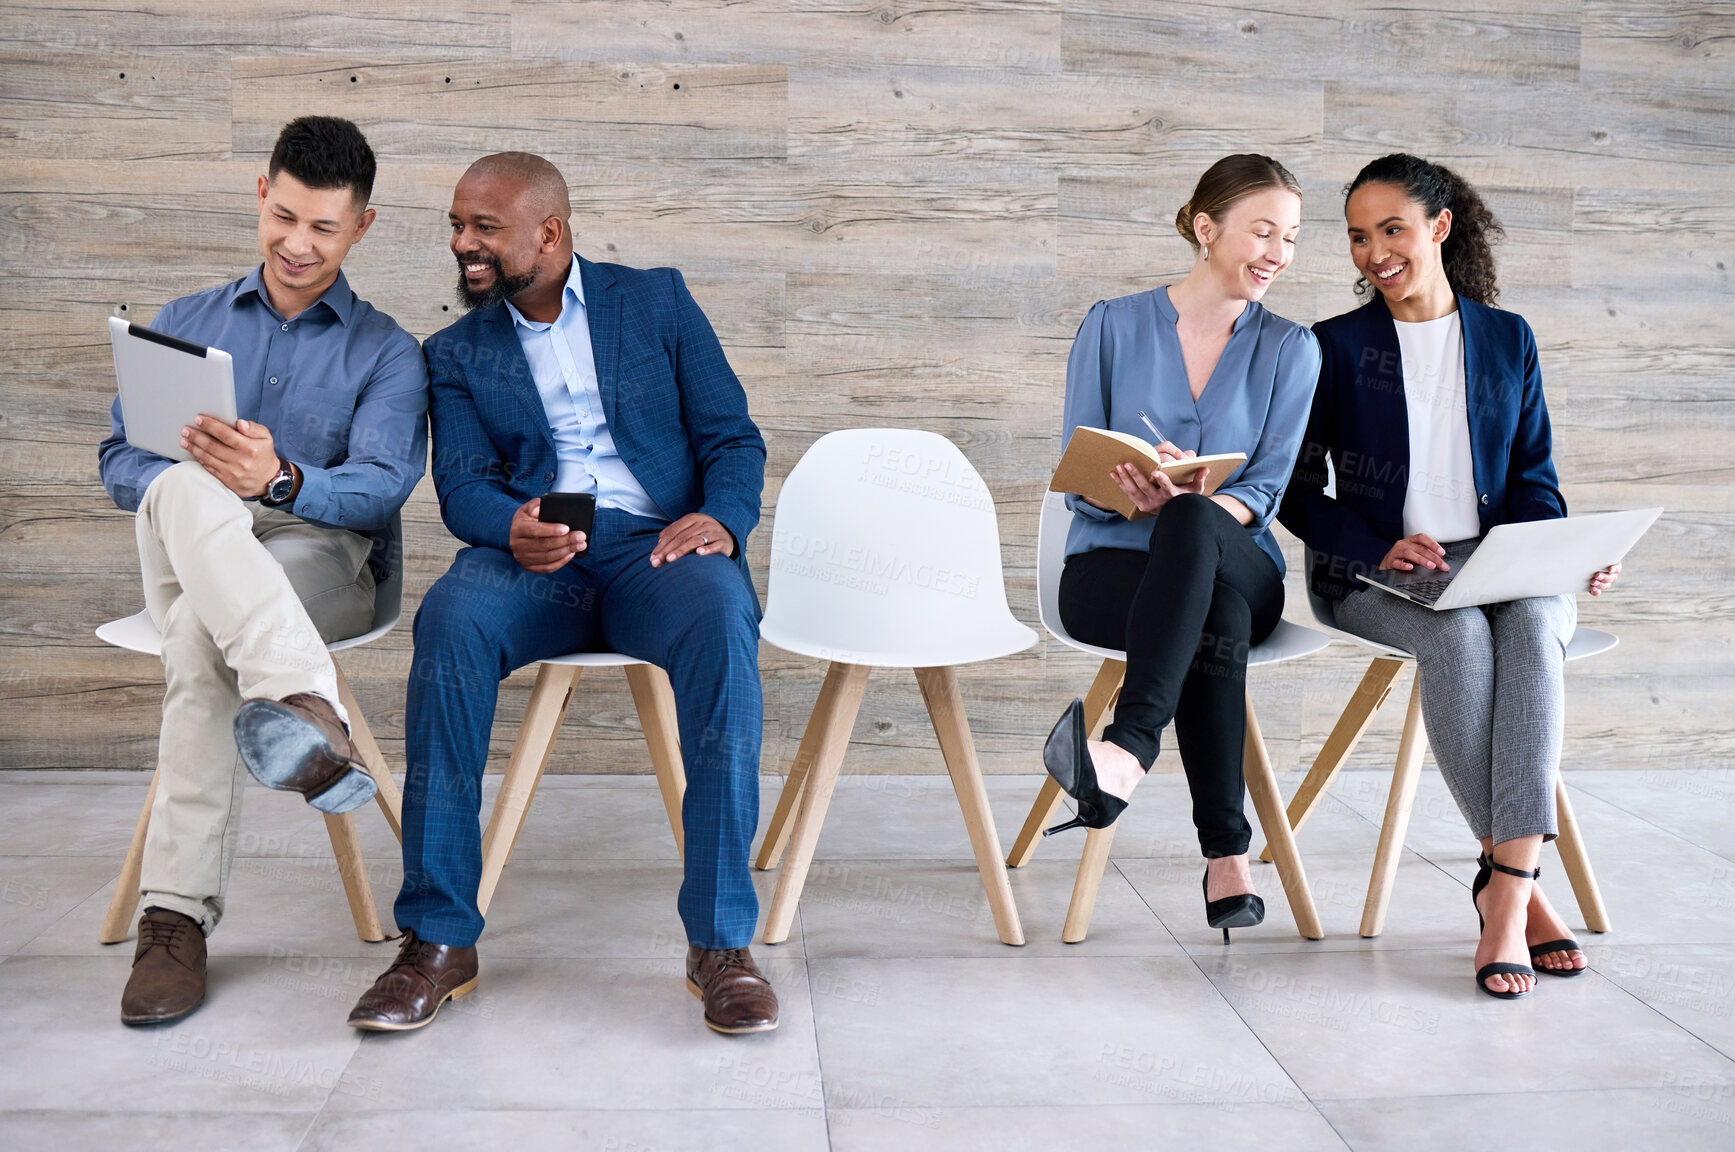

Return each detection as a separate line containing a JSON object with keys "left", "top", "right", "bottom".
{"left": 480, "top": 304, "right": 556, "bottom": 454}
{"left": 581, "top": 257, "right": 621, "bottom": 430}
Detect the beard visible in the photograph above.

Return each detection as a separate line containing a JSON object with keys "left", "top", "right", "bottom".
{"left": 455, "top": 252, "right": 539, "bottom": 311}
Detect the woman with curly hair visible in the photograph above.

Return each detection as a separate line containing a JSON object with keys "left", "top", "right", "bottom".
{"left": 1280, "top": 154, "right": 1620, "bottom": 999}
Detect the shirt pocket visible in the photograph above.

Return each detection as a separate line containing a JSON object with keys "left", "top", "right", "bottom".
{"left": 283, "top": 384, "right": 357, "bottom": 465}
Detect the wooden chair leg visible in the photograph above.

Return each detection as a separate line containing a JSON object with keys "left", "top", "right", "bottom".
{"left": 99, "top": 770, "right": 159, "bottom": 944}
{"left": 1242, "top": 694, "right": 1323, "bottom": 940}
{"left": 1008, "top": 777, "right": 1066, "bottom": 871}
{"left": 333, "top": 663, "right": 403, "bottom": 842}
{"left": 625, "top": 663, "right": 686, "bottom": 859}
{"left": 755, "top": 662, "right": 853, "bottom": 871}
{"left": 762, "top": 662, "right": 869, "bottom": 945}
{"left": 1007, "top": 658, "right": 1124, "bottom": 868}
{"left": 1259, "top": 657, "right": 1403, "bottom": 862}
{"left": 1554, "top": 776, "right": 1611, "bottom": 933}
{"left": 1061, "top": 826, "right": 1116, "bottom": 943}
{"left": 324, "top": 810, "right": 385, "bottom": 941}
{"left": 1360, "top": 670, "right": 1427, "bottom": 938}
{"left": 915, "top": 665, "right": 1025, "bottom": 947}
{"left": 477, "top": 663, "right": 581, "bottom": 915}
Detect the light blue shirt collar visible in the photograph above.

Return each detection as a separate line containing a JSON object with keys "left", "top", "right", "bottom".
{"left": 505, "top": 256, "right": 584, "bottom": 331}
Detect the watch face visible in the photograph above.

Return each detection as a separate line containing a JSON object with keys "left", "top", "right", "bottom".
{"left": 266, "top": 472, "right": 294, "bottom": 503}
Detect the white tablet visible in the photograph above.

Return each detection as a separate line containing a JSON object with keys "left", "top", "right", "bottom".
{"left": 108, "top": 314, "right": 237, "bottom": 463}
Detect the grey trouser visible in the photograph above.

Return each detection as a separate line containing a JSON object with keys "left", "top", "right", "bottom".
{"left": 135, "top": 462, "right": 375, "bottom": 933}
{"left": 1332, "top": 588, "right": 1577, "bottom": 846}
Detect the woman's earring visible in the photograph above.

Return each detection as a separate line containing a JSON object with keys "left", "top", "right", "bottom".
{"left": 1201, "top": 245, "right": 1209, "bottom": 261}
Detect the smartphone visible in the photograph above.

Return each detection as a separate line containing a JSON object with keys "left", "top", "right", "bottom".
{"left": 537, "top": 491, "right": 596, "bottom": 538}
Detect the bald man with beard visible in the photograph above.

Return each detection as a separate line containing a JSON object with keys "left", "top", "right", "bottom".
{"left": 346, "top": 153, "right": 777, "bottom": 1035}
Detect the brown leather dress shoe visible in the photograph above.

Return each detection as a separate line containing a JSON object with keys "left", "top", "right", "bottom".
{"left": 234, "top": 692, "right": 378, "bottom": 814}
{"left": 347, "top": 930, "right": 479, "bottom": 1032}
{"left": 686, "top": 945, "right": 779, "bottom": 1035}
{"left": 121, "top": 907, "right": 206, "bottom": 1026}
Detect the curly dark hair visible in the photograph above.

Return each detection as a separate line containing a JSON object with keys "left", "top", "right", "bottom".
{"left": 1347, "top": 153, "right": 1504, "bottom": 306}
{"left": 268, "top": 116, "right": 376, "bottom": 206}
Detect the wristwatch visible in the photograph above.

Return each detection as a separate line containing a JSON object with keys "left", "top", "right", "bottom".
{"left": 260, "top": 456, "right": 299, "bottom": 507}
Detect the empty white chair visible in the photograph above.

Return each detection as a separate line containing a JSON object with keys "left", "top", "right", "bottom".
{"left": 95, "top": 512, "right": 406, "bottom": 944}
{"left": 1256, "top": 559, "right": 1614, "bottom": 937}
{"left": 1005, "top": 492, "right": 1330, "bottom": 942}
{"left": 754, "top": 429, "right": 1036, "bottom": 946}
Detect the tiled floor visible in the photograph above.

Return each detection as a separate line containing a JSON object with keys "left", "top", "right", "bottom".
{"left": 3, "top": 767, "right": 1735, "bottom": 1150}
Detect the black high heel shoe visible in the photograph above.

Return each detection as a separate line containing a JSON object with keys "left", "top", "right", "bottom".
{"left": 1203, "top": 863, "right": 1265, "bottom": 945}
{"left": 1471, "top": 853, "right": 1541, "bottom": 1000}
{"left": 1040, "top": 698, "right": 1128, "bottom": 836}
{"left": 1472, "top": 853, "right": 1585, "bottom": 979}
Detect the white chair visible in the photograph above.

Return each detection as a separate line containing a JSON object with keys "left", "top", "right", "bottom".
{"left": 96, "top": 513, "right": 407, "bottom": 944}
{"left": 1257, "top": 557, "right": 1615, "bottom": 937}
{"left": 1005, "top": 492, "right": 1330, "bottom": 942}
{"left": 753, "top": 429, "right": 1037, "bottom": 946}
{"left": 473, "top": 654, "right": 685, "bottom": 915}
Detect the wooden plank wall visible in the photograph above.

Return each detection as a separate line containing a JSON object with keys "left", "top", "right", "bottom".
{"left": 1, "top": 1, "right": 1731, "bottom": 780}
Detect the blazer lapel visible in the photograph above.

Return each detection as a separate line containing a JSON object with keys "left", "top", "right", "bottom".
{"left": 480, "top": 304, "right": 557, "bottom": 454}
{"left": 1458, "top": 295, "right": 1495, "bottom": 520}
{"left": 581, "top": 257, "right": 621, "bottom": 430}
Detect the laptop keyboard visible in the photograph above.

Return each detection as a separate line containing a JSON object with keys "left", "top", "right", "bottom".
{"left": 1403, "top": 577, "right": 1455, "bottom": 603}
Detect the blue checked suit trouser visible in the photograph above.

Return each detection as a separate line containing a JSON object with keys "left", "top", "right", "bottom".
{"left": 393, "top": 507, "right": 762, "bottom": 949}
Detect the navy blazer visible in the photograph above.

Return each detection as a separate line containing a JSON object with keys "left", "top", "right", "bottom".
{"left": 1278, "top": 293, "right": 1566, "bottom": 602}
{"left": 423, "top": 257, "right": 766, "bottom": 589}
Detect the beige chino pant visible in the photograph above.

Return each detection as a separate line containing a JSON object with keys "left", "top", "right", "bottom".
{"left": 135, "top": 461, "right": 375, "bottom": 934}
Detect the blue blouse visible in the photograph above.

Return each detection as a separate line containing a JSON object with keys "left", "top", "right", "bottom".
{"left": 1061, "top": 287, "right": 1321, "bottom": 574}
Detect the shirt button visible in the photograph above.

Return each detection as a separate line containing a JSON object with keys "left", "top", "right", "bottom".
{"left": 281, "top": 323, "right": 290, "bottom": 331}
{"left": 544, "top": 471, "right": 555, "bottom": 481}
{"left": 1480, "top": 494, "right": 1490, "bottom": 505}
{"left": 269, "top": 376, "right": 279, "bottom": 385}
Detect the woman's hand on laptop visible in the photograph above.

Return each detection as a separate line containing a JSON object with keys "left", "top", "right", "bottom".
{"left": 1588, "top": 562, "right": 1621, "bottom": 596}
{"left": 181, "top": 415, "right": 279, "bottom": 498}
{"left": 1380, "top": 533, "right": 1449, "bottom": 573}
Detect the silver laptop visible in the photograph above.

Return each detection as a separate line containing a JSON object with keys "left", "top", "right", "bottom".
{"left": 1356, "top": 507, "right": 1663, "bottom": 610}
{"left": 108, "top": 315, "right": 237, "bottom": 463}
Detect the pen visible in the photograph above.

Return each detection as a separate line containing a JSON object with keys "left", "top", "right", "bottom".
{"left": 1136, "top": 410, "right": 1167, "bottom": 445}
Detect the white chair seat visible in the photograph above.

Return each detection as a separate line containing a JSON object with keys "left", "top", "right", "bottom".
{"left": 760, "top": 614, "right": 1035, "bottom": 669}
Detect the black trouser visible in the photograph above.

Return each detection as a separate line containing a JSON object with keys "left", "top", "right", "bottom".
{"left": 1057, "top": 494, "right": 1284, "bottom": 858}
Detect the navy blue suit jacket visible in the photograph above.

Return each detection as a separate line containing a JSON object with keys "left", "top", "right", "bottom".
{"left": 423, "top": 256, "right": 766, "bottom": 590}
{"left": 1278, "top": 293, "right": 1566, "bottom": 602}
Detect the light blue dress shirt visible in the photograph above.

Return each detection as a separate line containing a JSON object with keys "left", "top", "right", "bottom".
{"left": 1061, "top": 287, "right": 1321, "bottom": 575}
{"left": 505, "top": 256, "right": 665, "bottom": 521}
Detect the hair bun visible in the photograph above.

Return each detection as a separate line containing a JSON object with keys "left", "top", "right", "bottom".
{"left": 1174, "top": 201, "right": 1196, "bottom": 244}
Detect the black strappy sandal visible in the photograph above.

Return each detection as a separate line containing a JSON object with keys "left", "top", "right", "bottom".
{"left": 1472, "top": 854, "right": 1540, "bottom": 1000}
{"left": 1472, "top": 853, "right": 1587, "bottom": 979}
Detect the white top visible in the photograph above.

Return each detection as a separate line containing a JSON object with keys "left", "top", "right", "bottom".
{"left": 506, "top": 257, "right": 665, "bottom": 520}
{"left": 1395, "top": 311, "right": 1480, "bottom": 543}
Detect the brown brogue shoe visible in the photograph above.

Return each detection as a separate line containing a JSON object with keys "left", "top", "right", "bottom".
{"left": 347, "top": 930, "right": 479, "bottom": 1032}
{"left": 686, "top": 945, "right": 779, "bottom": 1035}
{"left": 121, "top": 907, "right": 206, "bottom": 1026}
{"left": 234, "top": 692, "right": 378, "bottom": 814}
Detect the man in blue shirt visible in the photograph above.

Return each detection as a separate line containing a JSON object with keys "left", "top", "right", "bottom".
{"left": 345, "top": 153, "right": 776, "bottom": 1036}
{"left": 97, "top": 117, "right": 429, "bottom": 1026}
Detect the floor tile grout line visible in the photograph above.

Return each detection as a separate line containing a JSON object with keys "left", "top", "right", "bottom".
{"left": 1565, "top": 780, "right": 1735, "bottom": 866}
{"left": 8, "top": 868, "right": 121, "bottom": 961}
{"left": 794, "top": 906, "right": 837, "bottom": 1152}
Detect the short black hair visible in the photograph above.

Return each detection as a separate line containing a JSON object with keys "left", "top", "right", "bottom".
{"left": 268, "top": 116, "right": 376, "bottom": 206}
